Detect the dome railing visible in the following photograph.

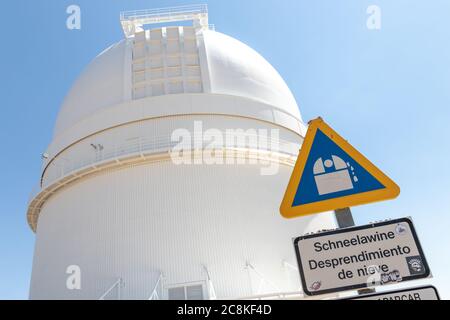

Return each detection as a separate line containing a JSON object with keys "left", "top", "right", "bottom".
{"left": 29, "top": 133, "right": 301, "bottom": 205}
{"left": 120, "top": 4, "right": 209, "bottom": 38}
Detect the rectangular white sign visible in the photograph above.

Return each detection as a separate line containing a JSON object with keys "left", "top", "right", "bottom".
{"left": 347, "top": 286, "right": 440, "bottom": 300}
{"left": 294, "top": 217, "right": 430, "bottom": 296}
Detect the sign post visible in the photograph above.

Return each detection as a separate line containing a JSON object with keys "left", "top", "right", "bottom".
{"left": 334, "top": 207, "right": 376, "bottom": 295}
{"left": 334, "top": 208, "right": 355, "bottom": 229}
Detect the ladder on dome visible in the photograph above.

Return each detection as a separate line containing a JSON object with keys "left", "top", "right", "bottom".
{"left": 120, "top": 4, "right": 210, "bottom": 38}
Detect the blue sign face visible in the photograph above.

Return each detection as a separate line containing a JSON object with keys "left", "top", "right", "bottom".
{"left": 280, "top": 118, "right": 399, "bottom": 218}
{"left": 292, "top": 129, "right": 385, "bottom": 207}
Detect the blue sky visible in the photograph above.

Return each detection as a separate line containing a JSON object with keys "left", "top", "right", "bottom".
{"left": 0, "top": 0, "right": 449, "bottom": 299}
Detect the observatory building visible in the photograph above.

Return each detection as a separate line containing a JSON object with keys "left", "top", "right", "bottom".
{"left": 27, "top": 5, "right": 335, "bottom": 299}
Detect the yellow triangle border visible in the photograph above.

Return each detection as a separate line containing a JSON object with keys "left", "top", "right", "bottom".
{"left": 280, "top": 118, "right": 400, "bottom": 218}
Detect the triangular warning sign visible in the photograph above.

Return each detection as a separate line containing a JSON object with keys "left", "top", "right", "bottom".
{"left": 280, "top": 118, "right": 400, "bottom": 218}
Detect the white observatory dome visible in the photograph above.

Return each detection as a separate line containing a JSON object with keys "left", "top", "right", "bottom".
{"left": 28, "top": 5, "right": 335, "bottom": 300}
{"left": 54, "top": 30, "right": 301, "bottom": 139}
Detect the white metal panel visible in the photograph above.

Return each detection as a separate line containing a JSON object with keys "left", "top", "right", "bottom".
{"left": 54, "top": 40, "right": 128, "bottom": 137}
{"left": 203, "top": 30, "right": 301, "bottom": 121}
{"left": 30, "top": 161, "right": 335, "bottom": 299}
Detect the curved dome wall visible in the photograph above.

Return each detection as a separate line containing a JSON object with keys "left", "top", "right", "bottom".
{"left": 53, "top": 29, "right": 302, "bottom": 141}
{"left": 203, "top": 30, "right": 300, "bottom": 120}
{"left": 30, "top": 161, "right": 335, "bottom": 299}
{"left": 54, "top": 40, "right": 128, "bottom": 137}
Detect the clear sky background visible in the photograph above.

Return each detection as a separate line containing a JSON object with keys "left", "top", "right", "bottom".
{"left": 0, "top": 0, "right": 449, "bottom": 299}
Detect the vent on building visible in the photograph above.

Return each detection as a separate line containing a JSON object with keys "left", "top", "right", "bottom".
{"left": 122, "top": 5, "right": 209, "bottom": 100}
{"left": 131, "top": 26, "right": 204, "bottom": 99}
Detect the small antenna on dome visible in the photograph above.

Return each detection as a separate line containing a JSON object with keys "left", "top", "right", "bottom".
{"left": 120, "top": 4, "right": 209, "bottom": 38}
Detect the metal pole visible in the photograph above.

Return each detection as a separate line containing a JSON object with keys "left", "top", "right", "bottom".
{"left": 334, "top": 208, "right": 375, "bottom": 296}
{"left": 334, "top": 207, "right": 355, "bottom": 228}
